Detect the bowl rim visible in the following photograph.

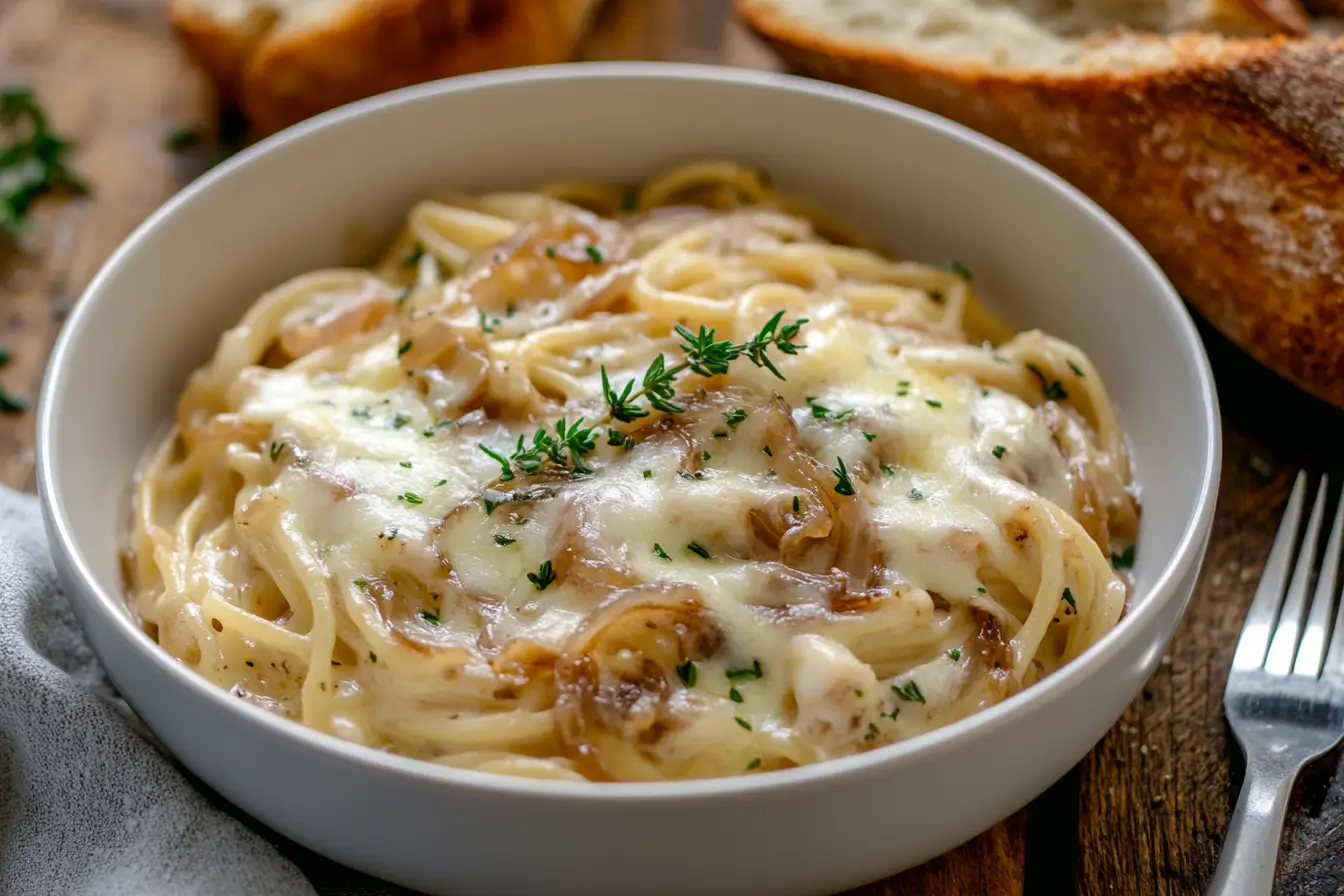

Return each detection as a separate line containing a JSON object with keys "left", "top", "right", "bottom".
{"left": 36, "top": 60, "right": 1222, "bottom": 801}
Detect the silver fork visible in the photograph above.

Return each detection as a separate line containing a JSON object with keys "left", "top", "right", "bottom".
{"left": 1208, "top": 472, "right": 1344, "bottom": 896}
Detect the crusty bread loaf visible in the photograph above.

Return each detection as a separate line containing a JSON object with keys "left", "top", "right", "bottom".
{"left": 739, "top": 0, "right": 1344, "bottom": 409}
{"left": 171, "top": 0, "right": 604, "bottom": 136}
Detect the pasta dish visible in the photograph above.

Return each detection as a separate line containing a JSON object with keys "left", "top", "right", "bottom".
{"left": 126, "top": 161, "right": 1139, "bottom": 782}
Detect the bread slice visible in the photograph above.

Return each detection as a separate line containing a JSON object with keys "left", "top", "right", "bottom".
{"left": 739, "top": 0, "right": 1344, "bottom": 409}
{"left": 171, "top": 0, "right": 604, "bottom": 136}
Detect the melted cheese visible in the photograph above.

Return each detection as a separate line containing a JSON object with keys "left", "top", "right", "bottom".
{"left": 129, "top": 164, "right": 1137, "bottom": 782}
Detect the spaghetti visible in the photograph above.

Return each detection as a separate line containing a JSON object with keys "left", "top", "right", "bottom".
{"left": 127, "top": 161, "right": 1139, "bottom": 782}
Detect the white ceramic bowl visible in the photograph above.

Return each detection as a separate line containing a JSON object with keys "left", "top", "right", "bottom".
{"left": 37, "top": 63, "right": 1220, "bottom": 896}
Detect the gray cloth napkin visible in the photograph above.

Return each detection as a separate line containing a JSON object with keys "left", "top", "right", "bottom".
{"left": 0, "top": 485, "right": 409, "bottom": 896}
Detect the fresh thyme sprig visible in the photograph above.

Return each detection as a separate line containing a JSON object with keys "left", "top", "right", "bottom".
{"left": 478, "top": 417, "right": 598, "bottom": 480}
{"left": 601, "top": 311, "right": 808, "bottom": 423}
{"left": 1, "top": 86, "right": 89, "bottom": 244}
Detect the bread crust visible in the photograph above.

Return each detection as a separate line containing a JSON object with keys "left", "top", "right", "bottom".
{"left": 171, "top": 0, "right": 602, "bottom": 136}
{"left": 740, "top": 0, "right": 1344, "bottom": 408}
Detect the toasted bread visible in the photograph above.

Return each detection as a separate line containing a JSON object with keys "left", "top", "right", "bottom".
{"left": 739, "top": 0, "right": 1344, "bottom": 409}
{"left": 171, "top": 0, "right": 604, "bottom": 136}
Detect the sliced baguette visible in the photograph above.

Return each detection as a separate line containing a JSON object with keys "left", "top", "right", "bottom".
{"left": 171, "top": 0, "right": 604, "bottom": 136}
{"left": 740, "top": 0, "right": 1344, "bottom": 409}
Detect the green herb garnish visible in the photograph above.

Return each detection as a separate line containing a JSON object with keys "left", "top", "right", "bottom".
{"left": 726, "top": 659, "right": 763, "bottom": 681}
{"left": 948, "top": 648, "right": 962, "bottom": 661}
{"left": 893, "top": 680, "right": 925, "bottom": 704}
{"left": 584, "top": 245, "right": 604, "bottom": 265}
{"left": 0, "top": 87, "right": 89, "bottom": 244}
{"left": 653, "top": 543, "right": 670, "bottom": 561}
{"left": 992, "top": 445, "right": 1007, "bottom": 459}
{"left": 1026, "top": 363, "right": 1068, "bottom": 401}
{"left": 399, "top": 492, "right": 423, "bottom": 505}
{"left": 420, "top": 611, "right": 439, "bottom": 626}
{"left": 676, "top": 660, "right": 697, "bottom": 687}
{"left": 600, "top": 311, "right": 807, "bottom": 422}
{"left": 1062, "top": 587, "right": 1076, "bottom": 613}
{"left": 925, "top": 399, "right": 942, "bottom": 409}
{"left": 477, "top": 418, "right": 598, "bottom": 480}
{"left": 908, "top": 488, "right": 924, "bottom": 500}
{"left": 735, "top": 717, "right": 752, "bottom": 731}
{"left": 863, "top": 431, "right": 876, "bottom": 441}
{"left": 494, "top": 534, "right": 515, "bottom": 546}
{"left": 687, "top": 541, "right": 711, "bottom": 560}
{"left": 949, "top": 261, "right": 973, "bottom": 282}
{"left": 832, "top": 457, "right": 855, "bottom": 497}
{"left": 724, "top": 408, "right": 748, "bottom": 428}
{"left": 269, "top": 441, "right": 284, "bottom": 461}
{"left": 729, "top": 686, "right": 744, "bottom": 703}
{"left": 527, "top": 560, "right": 556, "bottom": 591}
{"left": 746, "top": 758, "right": 761, "bottom": 771}
{"left": 1112, "top": 545, "right": 1136, "bottom": 569}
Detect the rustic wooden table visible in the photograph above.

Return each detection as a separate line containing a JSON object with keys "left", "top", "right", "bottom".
{"left": 2, "top": 1, "right": 1341, "bottom": 894}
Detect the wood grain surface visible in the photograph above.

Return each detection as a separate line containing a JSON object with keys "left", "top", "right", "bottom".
{"left": 0, "top": 1, "right": 1339, "bottom": 895}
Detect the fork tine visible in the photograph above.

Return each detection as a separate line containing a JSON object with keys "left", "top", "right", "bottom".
{"left": 1266, "top": 475, "right": 1328, "bottom": 675}
{"left": 1234, "top": 471, "right": 1308, "bottom": 672}
{"left": 1294, "top": 479, "right": 1343, "bottom": 677}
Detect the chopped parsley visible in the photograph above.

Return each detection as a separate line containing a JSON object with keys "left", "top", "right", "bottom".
{"left": 1112, "top": 545, "right": 1136, "bottom": 569}
{"left": 584, "top": 245, "right": 604, "bottom": 265}
{"left": 897, "top": 380, "right": 911, "bottom": 387}
{"left": 977, "top": 586, "right": 988, "bottom": 594}
{"left": 399, "top": 460, "right": 412, "bottom": 468}
{"left": 398, "top": 339, "right": 413, "bottom": 357}
{"left": 1067, "top": 359, "right": 1085, "bottom": 377}
{"left": 702, "top": 450, "right": 711, "bottom": 461}
{"left": 897, "top": 389, "right": 909, "bottom": 397}
{"left": 746, "top": 758, "right": 761, "bottom": 771}
{"left": 762, "top": 445, "right": 773, "bottom": 457}
{"left": 925, "top": 399, "right": 942, "bottom": 409}
{"left": 735, "top": 717, "right": 752, "bottom": 731}
{"left": 435, "top": 478, "right": 447, "bottom": 487}
{"left": 1026, "top": 363, "right": 1068, "bottom": 401}
{"left": 726, "top": 659, "right": 763, "bottom": 681}
{"left": 948, "top": 648, "right": 962, "bottom": 661}
{"left": 399, "top": 492, "right": 423, "bottom": 504}
{"left": 863, "top": 431, "right": 876, "bottom": 441}
{"left": 269, "top": 441, "right": 284, "bottom": 461}
{"left": 642, "top": 469, "right": 653, "bottom": 479}
{"left": 391, "top": 413, "right": 411, "bottom": 429}
{"left": 478, "top": 310, "right": 496, "bottom": 333}
{"left": 676, "top": 660, "right": 697, "bottom": 687}
{"left": 687, "top": 541, "right": 711, "bottom": 560}
{"left": 880, "top": 462, "right": 896, "bottom": 476}
{"left": 832, "top": 456, "right": 856, "bottom": 496}
{"left": 729, "top": 686, "right": 744, "bottom": 703}
{"left": 724, "top": 408, "right": 748, "bottom": 428}
{"left": 1062, "top": 587, "right": 1077, "bottom": 613}
{"left": 353, "top": 579, "right": 368, "bottom": 589}
{"left": 908, "top": 488, "right": 924, "bottom": 500}
{"left": 992, "top": 445, "right": 1007, "bottom": 459}
{"left": 607, "top": 427, "right": 633, "bottom": 448}
{"left": 527, "top": 560, "right": 556, "bottom": 591}
{"left": 420, "top": 611, "right": 439, "bottom": 626}
{"left": 653, "top": 543, "right": 670, "bottom": 561}
{"left": 893, "top": 680, "right": 926, "bottom": 704}
{"left": 544, "top": 245, "right": 557, "bottom": 259}
{"left": 494, "top": 534, "right": 516, "bottom": 547}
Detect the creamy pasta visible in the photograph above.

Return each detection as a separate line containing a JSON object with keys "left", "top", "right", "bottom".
{"left": 126, "top": 161, "right": 1139, "bottom": 782}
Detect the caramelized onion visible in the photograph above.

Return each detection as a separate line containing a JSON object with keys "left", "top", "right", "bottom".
{"left": 554, "top": 583, "right": 723, "bottom": 781}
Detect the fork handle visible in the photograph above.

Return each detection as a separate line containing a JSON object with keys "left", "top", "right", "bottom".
{"left": 1206, "top": 754, "right": 1301, "bottom": 896}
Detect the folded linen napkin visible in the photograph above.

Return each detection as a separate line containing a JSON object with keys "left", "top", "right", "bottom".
{"left": 0, "top": 485, "right": 405, "bottom": 896}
